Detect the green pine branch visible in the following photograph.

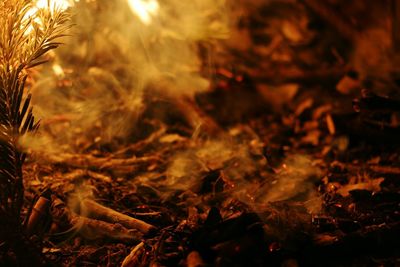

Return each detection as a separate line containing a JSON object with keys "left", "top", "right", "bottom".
{"left": 0, "top": 0, "right": 70, "bottom": 259}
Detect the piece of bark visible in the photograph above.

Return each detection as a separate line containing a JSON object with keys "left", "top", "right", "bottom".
{"left": 70, "top": 215, "right": 142, "bottom": 242}
{"left": 121, "top": 242, "right": 145, "bottom": 267}
{"left": 26, "top": 195, "right": 51, "bottom": 235}
{"left": 80, "top": 199, "right": 156, "bottom": 234}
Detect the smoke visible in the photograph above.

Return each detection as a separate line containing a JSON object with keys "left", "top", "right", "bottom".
{"left": 68, "top": 182, "right": 95, "bottom": 216}
{"left": 165, "top": 139, "right": 259, "bottom": 191}
{"left": 163, "top": 137, "right": 322, "bottom": 214}
{"left": 23, "top": 0, "right": 324, "bottom": 221}
{"left": 254, "top": 154, "right": 322, "bottom": 213}
{"left": 24, "top": 0, "right": 230, "bottom": 155}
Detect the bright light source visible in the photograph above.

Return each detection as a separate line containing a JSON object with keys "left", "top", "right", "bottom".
{"left": 36, "top": 0, "right": 73, "bottom": 12}
{"left": 23, "top": 0, "right": 73, "bottom": 35}
{"left": 127, "top": 0, "right": 159, "bottom": 25}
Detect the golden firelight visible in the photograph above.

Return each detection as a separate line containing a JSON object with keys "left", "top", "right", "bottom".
{"left": 23, "top": 0, "right": 74, "bottom": 35}
{"left": 35, "top": 0, "right": 74, "bottom": 12}
{"left": 127, "top": 0, "right": 159, "bottom": 25}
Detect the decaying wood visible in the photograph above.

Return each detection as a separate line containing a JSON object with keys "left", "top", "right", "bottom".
{"left": 121, "top": 242, "right": 145, "bottom": 267}
{"left": 64, "top": 169, "right": 112, "bottom": 183}
{"left": 186, "top": 251, "right": 206, "bottom": 267}
{"left": 80, "top": 199, "right": 156, "bottom": 234}
{"left": 70, "top": 215, "right": 142, "bottom": 242}
{"left": 26, "top": 195, "right": 51, "bottom": 235}
{"left": 48, "top": 153, "right": 160, "bottom": 170}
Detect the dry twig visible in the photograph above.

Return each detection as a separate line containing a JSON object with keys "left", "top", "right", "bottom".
{"left": 121, "top": 242, "right": 145, "bottom": 267}
{"left": 70, "top": 215, "right": 142, "bottom": 243}
{"left": 80, "top": 199, "right": 156, "bottom": 234}
{"left": 48, "top": 153, "right": 160, "bottom": 170}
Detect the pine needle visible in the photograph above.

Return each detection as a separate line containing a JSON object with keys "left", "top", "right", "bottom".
{"left": 0, "top": 0, "right": 71, "bottom": 256}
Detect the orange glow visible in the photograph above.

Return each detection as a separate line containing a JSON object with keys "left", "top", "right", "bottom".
{"left": 35, "top": 0, "right": 74, "bottom": 12}
{"left": 127, "top": 0, "right": 159, "bottom": 25}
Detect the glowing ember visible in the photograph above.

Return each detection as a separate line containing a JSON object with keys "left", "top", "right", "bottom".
{"left": 127, "top": 0, "right": 159, "bottom": 25}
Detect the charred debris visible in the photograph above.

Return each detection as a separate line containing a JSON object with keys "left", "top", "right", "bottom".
{"left": 1, "top": 0, "right": 400, "bottom": 266}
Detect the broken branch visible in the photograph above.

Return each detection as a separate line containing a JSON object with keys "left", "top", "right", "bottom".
{"left": 80, "top": 199, "right": 156, "bottom": 234}
{"left": 70, "top": 215, "right": 142, "bottom": 243}
{"left": 121, "top": 242, "right": 145, "bottom": 267}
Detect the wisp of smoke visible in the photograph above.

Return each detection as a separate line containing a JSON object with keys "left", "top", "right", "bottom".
{"left": 23, "top": 0, "right": 230, "bottom": 156}
{"left": 163, "top": 138, "right": 322, "bottom": 214}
